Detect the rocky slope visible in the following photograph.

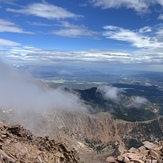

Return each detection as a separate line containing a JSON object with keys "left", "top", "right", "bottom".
{"left": 1, "top": 109, "right": 163, "bottom": 162}
{"left": 106, "top": 141, "right": 163, "bottom": 163}
{"left": 0, "top": 121, "right": 80, "bottom": 163}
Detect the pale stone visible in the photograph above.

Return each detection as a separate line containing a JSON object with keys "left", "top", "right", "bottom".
{"left": 121, "top": 153, "right": 128, "bottom": 157}
{"left": 159, "top": 146, "right": 163, "bottom": 155}
{"left": 143, "top": 141, "right": 158, "bottom": 150}
{"left": 130, "top": 159, "right": 144, "bottom": 163}
{"left": 129, "top": 147, "right": 138, "bottom": 153}
{"left": 117, "top": 155, "right": 124, "bottom": 162}
{"left": 142, "top": 155, "right": 147, "bottom": 161}
{"left": 0, "top": 122, "right": 5, "bottom": 128}
{"left": 138, "top": 146, "right": 149, "bottom": 155}
{"left": 118, "top": 144, "right": 125, "bottom": 153}
{"left": 110, "top": 141, "right": 163, "bottom": 163}
{"left": 54, "top": 152, "right": 64, "bottom": 158}
{"left": 127, "top": 153, "right": 143, "bottom": 160}
{"left": 0, "top": 149, "right": 15, "bottom": 162}
{"left": 123, "top": 156, "right": 130, "bottom": 163}
{"left": 150, "top": 149, "right": 160, "bottom": 159}
{"left": 145, "top": 159, "right": 158, "bottom": 163}
{"left": 0, "top": 134, "right": 6, "bottom": 139}
{"left": 106, "top": 156, "right": 117, "bottom": 163}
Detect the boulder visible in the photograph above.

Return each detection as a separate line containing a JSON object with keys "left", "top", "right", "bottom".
{"left": 143, "top": 141, "right": 158, "bottom": 150}
{"left": 106, "top": 156, "right": 118, "bottom": 163}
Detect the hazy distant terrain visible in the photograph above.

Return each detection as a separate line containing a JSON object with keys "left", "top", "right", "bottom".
{"left": 32, "top": 67, "right": 163, "bottom": 122}
{"left": 29, "top": 65, "right": 163, "bottom": 90}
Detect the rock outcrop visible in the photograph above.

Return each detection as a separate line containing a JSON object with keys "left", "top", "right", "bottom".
{"left": 106, "top": 141, "right": 163, "bottom": 163}
{"left": 0, "top": 122, "right": 80, "bottom": 163}
{"left": 1, "top": 108, "right": 163, "bottom": 162}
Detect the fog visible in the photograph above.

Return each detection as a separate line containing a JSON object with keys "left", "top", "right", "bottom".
{"left": 0, "top": 60, "right": 87, "bottom": 112}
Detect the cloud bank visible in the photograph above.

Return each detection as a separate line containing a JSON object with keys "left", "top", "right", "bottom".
{"left": 0, "top": 60, "right": 86, "bottom": 112}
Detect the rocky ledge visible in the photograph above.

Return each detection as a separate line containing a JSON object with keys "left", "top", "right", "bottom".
{"left": 0, "top": 122, "right": 80, "bottom": 163}
{"left": 106, "top": 141, "right": 163, "bottom": 163}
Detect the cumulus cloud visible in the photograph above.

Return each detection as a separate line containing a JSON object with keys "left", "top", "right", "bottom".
{"left": 97, "top": 85, "right": 123, "bottom": 102}
{"left": 0, "top": 60, "right": 87, "bottom": 112}
{"left": 90, "top": 0, "right": 163, "bottom": 14}
{"left": 6, "top": 2, "right": 82, "bottom": 20}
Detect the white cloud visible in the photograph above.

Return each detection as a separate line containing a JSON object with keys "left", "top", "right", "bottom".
{"left": 90, "top": 0, "right": 163, "bottom": 14}
{"left": 103, "top": 25, "right": 163, "bottom": 48}
{"left": 1, "top": 35, "right": 163, "bottom": 68}
{"left": 1, "top": 45, "right": 163, "bottom": 65}
{"left": 0, "top": 38, "right": 20, "bottom": 46}
{"left": 139, "top": 26, "right": 152, "bottom": 33}
{"left": 6, "top": 2, "right": 82, "bottom": 20}
{"left": 0, "top": 60, "right": 87, "bottom": 112}
{"left": 0, "top": 0, "right": 16, "bottom": 4}
{"left": 2, "top": 47, "right": 131, "bottom": 64}
{"left": 52, "top": 28, "right": 93, "bottom": 37}
{"left": 0, "top": 19, "right": 33, "bottom": 34}
{"left": 97, "top": 85, "right": 123, "bottom": 102}
{"left": 133, "top": 96, "right": 148, "bottom": 105}
{"left": 27, "top": 21, "right": 56, "bottom": 27}
{"left": 52, "top": 21, "right": 98, "bottom": 38}
{"left": 26, "top": 20, "right": 98, "bottom": 38}
{"left": 57, "top": 70, "right": 73, "bottom": 75}
{"left": 158, "top": 14, "right": 163, "bottom": 20}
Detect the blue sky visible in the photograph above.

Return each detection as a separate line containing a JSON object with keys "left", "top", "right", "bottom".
{"left": 1, "top": 0, "right": 163, "bottom": 72}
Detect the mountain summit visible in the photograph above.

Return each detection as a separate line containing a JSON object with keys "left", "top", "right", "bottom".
{"left": 0, "top": 122, "right": 80, "bottom": 163}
